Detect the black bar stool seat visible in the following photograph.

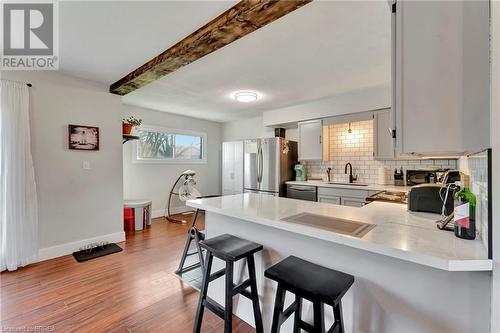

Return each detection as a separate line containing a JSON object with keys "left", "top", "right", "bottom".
{"left": 202, "top": 234, "right": 263, "bottom": 261}
{"left": 193, "top": 234, "right": 264, "bottom": 333}
{"left": 265, "top": 256, "right": 354, "bottom": 333}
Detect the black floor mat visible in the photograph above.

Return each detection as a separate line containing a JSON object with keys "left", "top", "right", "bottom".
{"left": 73, "top": 243, "right": 123, "bottom": 262}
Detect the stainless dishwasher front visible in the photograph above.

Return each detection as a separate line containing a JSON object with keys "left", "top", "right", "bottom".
{"left": 286, "top": 184, "right": 317, "bottom": 201}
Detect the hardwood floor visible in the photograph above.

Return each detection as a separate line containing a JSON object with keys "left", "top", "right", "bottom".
{"left": 0, "top": 213, "right": 254, "bottom": 333}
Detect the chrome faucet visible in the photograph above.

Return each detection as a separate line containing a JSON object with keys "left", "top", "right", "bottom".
{"left": 344, "top": 162, "right": 358, "bottom": 183}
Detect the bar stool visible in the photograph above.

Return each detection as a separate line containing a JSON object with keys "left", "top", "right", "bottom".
{"left": 175, "top": 209, "right": 206, "bottom": 275}
{"left": 265, "top": 256, "right": 354, "bottom": 333}
{"left": 193, "top": 234, "right": 264, "bottom": 333}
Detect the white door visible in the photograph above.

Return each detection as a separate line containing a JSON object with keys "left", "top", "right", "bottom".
{"left": 373, "top": 109, "right": 395, "bottom": 160}
{"left": 298, "top": 120, "right": 323, "bottom": 160}
{"left": 222, "top": 141, "right": 244, "bottom": 195}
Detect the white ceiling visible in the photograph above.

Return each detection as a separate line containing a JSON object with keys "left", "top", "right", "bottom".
{"left": 59, "top": 1, "right": 391, "bottom": 123}
{"left": 60, "top": 1, "right": 238, "bottom": 84}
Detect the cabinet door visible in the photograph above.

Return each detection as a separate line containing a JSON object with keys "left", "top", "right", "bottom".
{"left": 298, "top": 120, "right": 323, "bottom": 160}
{"left": 373, "top": 109, "right": 395, "bottom": 160}
{"left": 341, "top": 197, "right": 366, "bottom": 208}
{"left": 394, "top": 0, "right": 490, "bottom": 155}
{"left": 317, "top": 194, "right": 341, "bottom": 205}
{"left": 222, "top": 141, "right": 243, "bottom": 195}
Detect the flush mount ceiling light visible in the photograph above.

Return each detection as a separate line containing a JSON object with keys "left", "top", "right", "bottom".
{"left": 234, "top": 91, "right": 259, "bottom": 103}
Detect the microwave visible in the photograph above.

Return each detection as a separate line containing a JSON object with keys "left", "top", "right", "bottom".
{"left": 406, "top": 170, "right": 438, "bottom": 186}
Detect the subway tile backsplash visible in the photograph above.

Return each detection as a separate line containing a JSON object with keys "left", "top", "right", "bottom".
{"left": 302, "top": 120, "right": 457, "bottom": 184}
{"left": 458, "top": 150, "right": 490, "bottom": 249}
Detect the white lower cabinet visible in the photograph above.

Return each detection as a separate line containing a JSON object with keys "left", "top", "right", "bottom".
{"left": 341, "top": 196, "right": 367, "bottom": 208}
{"left": 317, "top": 187, "right": 377, "bottom": 207}
{"left": 317, "top": 194, "right": 341, "bottom": 205}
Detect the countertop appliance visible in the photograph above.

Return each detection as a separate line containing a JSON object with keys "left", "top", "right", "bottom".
{"left": 286, "top": 184, "right": 317, "bottom": 201}
{"left": 394, "top": 168, "right": 405, "bottom": 186}
{"left": 406, "top": 170, "right": 438, "bottom": 186}
{"left": 441, "top": 170, "right": 461, "bottom": 184}
{"left": 244, "top": 138, "right": 298, "bottom": 197}
{"left": 407, "top": 184, "right": 454, "bottom": 215}
{"left": 366, "top": 191, "right": 407, "bottom": 204}
{"left": 294, "top": 163, "right": 306, "bottom": 181}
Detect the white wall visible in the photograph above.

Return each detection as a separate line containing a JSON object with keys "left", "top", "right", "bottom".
{"left": 122, "top": 105, "right": 222, "bottom": 217}
{"left": 222, "top": 115, "right": 298, "bottom": 142}
{"left": 2, "top": 71, "right": 124, "bottom": 260}
{"left": 262, "top": 84, "right": 390, "bottom": 127}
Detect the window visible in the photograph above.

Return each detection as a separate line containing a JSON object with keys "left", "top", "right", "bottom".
{"left": 135, "top": 126, "right": 206, "bottom": 163}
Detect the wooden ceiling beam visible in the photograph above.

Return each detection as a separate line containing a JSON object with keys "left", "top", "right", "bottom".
{"left": 109, "top": 0, "right": 312, "bottom": 95}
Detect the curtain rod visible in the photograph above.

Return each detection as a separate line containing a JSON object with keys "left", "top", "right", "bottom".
{"left": 26, "top": 83, "right": 32, "bottom": 87}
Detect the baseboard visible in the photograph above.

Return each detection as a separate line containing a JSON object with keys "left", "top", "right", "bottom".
{"left": 152, "top": 209, "right": 165, "bottom": 218}
{"left": 37, "top": 231, "right": 126, "bottom": 262}
{"left": 152, "top": 207, "right": 193, "bottom": 219}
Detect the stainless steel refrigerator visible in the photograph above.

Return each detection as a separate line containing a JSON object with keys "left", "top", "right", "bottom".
{"left": 243, "top": 138, "right": 298, "bottom": 197}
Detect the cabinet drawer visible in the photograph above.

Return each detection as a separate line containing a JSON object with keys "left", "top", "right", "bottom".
{"left": 317, "top": 194, "right": 341, "bottom": 205}
{"left": 317, "top": 187, "right": 370, "bottom": 199}
{"left": 341, "top": 196, "right": 366, "bottom": 208}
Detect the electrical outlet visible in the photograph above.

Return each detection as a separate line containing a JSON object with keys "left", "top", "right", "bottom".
{"left": 83, "top": 160, "right": 91, "bottom": 170}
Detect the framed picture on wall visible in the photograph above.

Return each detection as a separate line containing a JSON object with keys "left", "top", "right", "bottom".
{"left": 68, "top": 125, "right": 99, "bottom": 151}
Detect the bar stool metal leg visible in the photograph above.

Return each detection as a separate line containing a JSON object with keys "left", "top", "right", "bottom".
{"left": 193, "top": 251, "right": 213, "bottom": 333}
{"left": 247, "top": 255, "right": 264, "bottom": 333}
{"left": 270, "top": 284, "right": 286, "bottom": 333}
{"left": 293, "top": 295, "right": 302, "bottom": 333}
{"left": 224, "top": 260, "right": 234, "bottom": 333}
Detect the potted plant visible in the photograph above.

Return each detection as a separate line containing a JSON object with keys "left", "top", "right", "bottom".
{"left": 122, "top": 116, "right": 142, "bottom": 135}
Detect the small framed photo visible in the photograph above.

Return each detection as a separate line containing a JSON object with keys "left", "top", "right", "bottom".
{"left": 68, "top": 125, "right": 99, "bottom": 151}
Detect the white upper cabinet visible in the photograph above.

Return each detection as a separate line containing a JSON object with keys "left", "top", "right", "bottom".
{"left": 222, "top": 141, "right": 244, "bottom": 195}
{"left": 373, "top": 108, "right": 395, "bottom": 160}
{"left": 298, "top": 120, "right": 329, "bottom": 160}
{"left": 394, "top": 0, "right": 490, "bottom": 155}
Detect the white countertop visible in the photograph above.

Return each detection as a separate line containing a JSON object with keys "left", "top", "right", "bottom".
{"left": 286, "top": 180, "right": 410, "bottom": 192}
{"left": 187, "top": 193, "right": 492, "bottom": 271}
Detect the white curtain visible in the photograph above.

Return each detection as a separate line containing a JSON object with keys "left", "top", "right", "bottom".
{"left": 0, "top": 80, "right": 38, "bottom": 271}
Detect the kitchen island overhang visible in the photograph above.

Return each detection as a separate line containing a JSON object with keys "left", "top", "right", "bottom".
{"left": 187, "top": 193, "right": 492, "bottom": 333}
{"left": 188, "top": 193, "right": 491, "bottom": 272}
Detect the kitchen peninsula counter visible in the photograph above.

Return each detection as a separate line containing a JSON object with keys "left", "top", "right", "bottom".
{"left": 186, "top": 193, "right": 492, "bottom": 333}
{"left": 188, "top": 193, "right": 491, "bottom": 271}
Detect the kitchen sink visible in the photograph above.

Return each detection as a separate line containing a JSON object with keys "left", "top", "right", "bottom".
{"left": 281, "top": 213, "right": 375, "bottom": 238}
{"left": 327, "top": 182, "right": 368, "bottom": 187}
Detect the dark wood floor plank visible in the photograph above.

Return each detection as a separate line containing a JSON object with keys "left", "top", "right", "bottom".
{"left": 1, "top": 213, "right": 253, "bottom": 332}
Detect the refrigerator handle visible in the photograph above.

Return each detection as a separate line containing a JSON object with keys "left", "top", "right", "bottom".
{"left": 258, "top": 145, "right": 263, "bottom": 183}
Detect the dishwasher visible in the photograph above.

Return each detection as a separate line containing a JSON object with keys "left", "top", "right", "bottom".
{"left": 286, "top": 184, "right": 317, "bottom": 201}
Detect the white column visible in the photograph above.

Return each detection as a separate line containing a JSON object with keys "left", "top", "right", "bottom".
{"left": 490, "top": 2, "right": 500, "bottom": 331}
